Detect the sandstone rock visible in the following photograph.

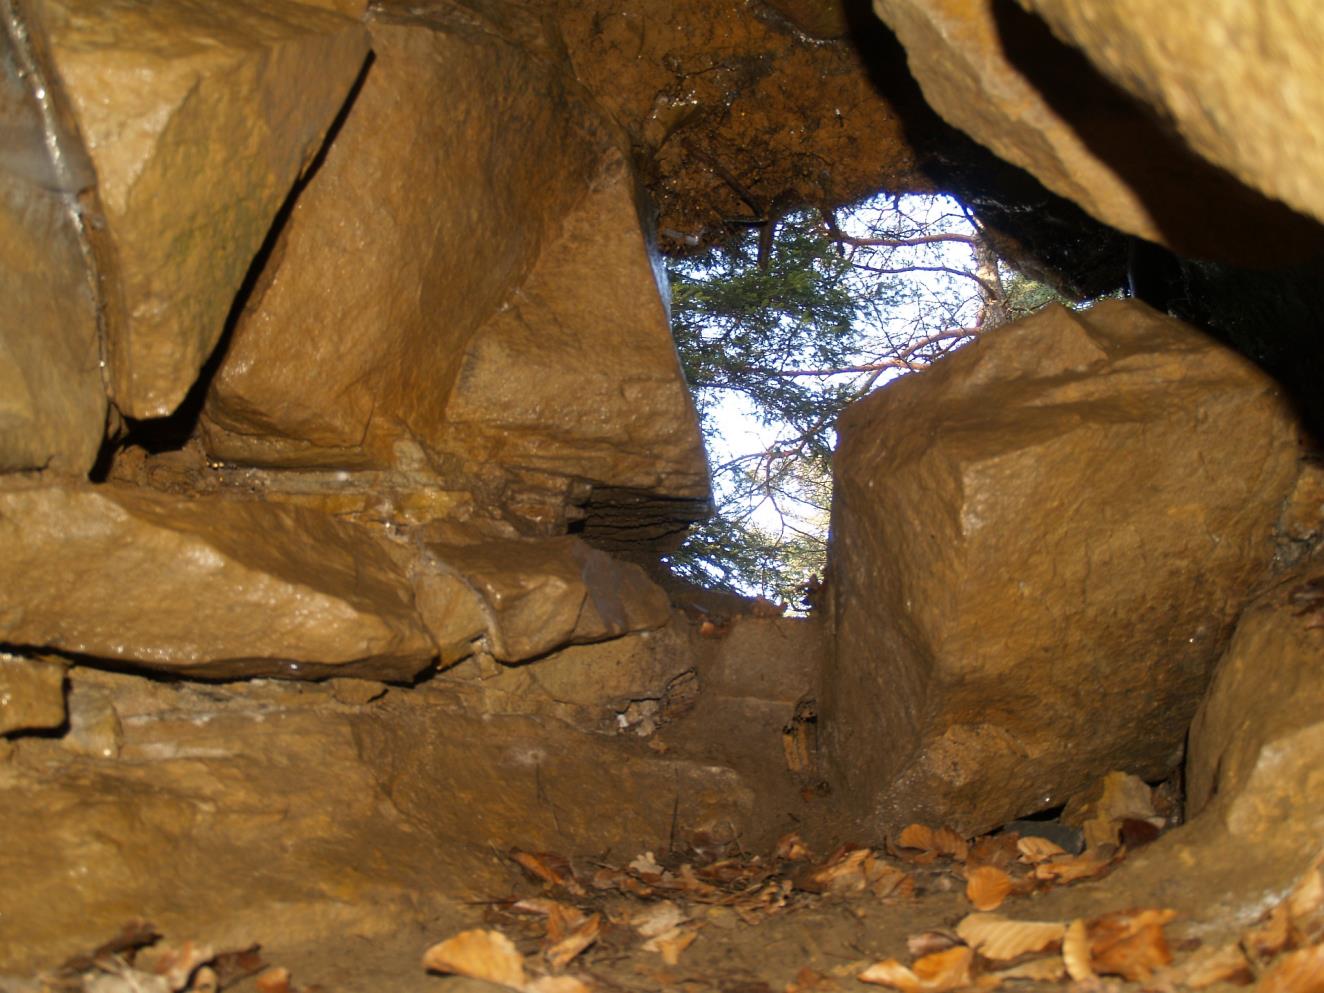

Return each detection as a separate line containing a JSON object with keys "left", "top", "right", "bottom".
{"left": 1019, "top": 0, "right": 1324, "bottom": 232}
{"left": 419, "top": 536, "right": 673, "bottom": 663}
{"left": 0, "top": 484, "right": 436, "bottom": 679}
{"left": 1187, "top": 558, "right": 1324, "bottom": 855}
{"left": 823, "top": 299, "right": 1300, "bottom": 837}
{"left": 0, "top": 10, "right": 106, "bottom": 475}
{"left": 201, "top": 18, "right": 708, "bottom": 528}
{"left": 0, "top": 667, "right": 755, "bottom": 970}
{"left": 872, "top": 0, "right": 1322, "bottom": 261}
{"left": 0, "top": 655, "right": 66, "bottom": 735}
{"left": 432, "top": 614, "right": 696, "bottom": 730}
{"left": 40, "top": 0, "right": 369, "bottom": 417}
{"left": 697, "top": 616, "right": 824, "bottom": 707}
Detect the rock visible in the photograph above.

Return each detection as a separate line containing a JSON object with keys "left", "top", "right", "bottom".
{"left": 697, "top": 616, "right": 824, "bottom": 707}
{"left": 1019, "top": 0, "right": 1324, "bottom": 232}
{"left": 823, "top": 299, "right": 1300, "bottom": 837}
{"left": 872, "top": 0, "right": 1323, "bottom": 262}
{"left": 0, "top": 10, "right": 106, "bottom": 475}
{"left": 0, "top": 484, "right": 436, "bottom": 680}
{"left": 1187, "top": 557, "right": 1324, "bottom": 857}
{"left": 1061, "top": 771, "right": 1161, "bottom": 850}
{"left": 421, "top": 536, "right": 673, "bottom": 664}
{"left": 0, "top": 667, "right": 755, "bottom": 970}
{"left": 0, "top": 655, "right": 66, "bottom": 735}
{"left": 39, "top": 0, "right": 369, "bottom": 417}
{"left": 431, "top": 614, "right": 696, "bottom": 730}
{"left": 201, "top": 18, "right": 707, "bottom": 532}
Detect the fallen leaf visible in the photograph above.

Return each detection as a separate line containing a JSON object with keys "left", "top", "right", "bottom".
{"left": 956, "top": 914, "right": 1065, "bottom": 961}
{"left": 526, "top": 977, "right": 592, "bottom": 993}
{"left": 969, "top": 835, "right": 1021, "bottom": 870}
{"left": 908, "top": 931, "right": 963, "bottom": 959}
{"left": 1288, "top": 852, "right": 1324, "bottom": 943}
{"left": 786, "top": 966, "right": 842, "bottom": 992}
{"left": 136, "top": 941, "right": 215, "bottom": 990}
{"left": 1064, "top": 919, "right": 1094, "bottom": 981}
{"left": 1255, "top": 943, "right": 1324, "bottom": 993}
{"left": 210, "top": 946, "right": 266, "bottom": 987}
{"left": 186, "top": 966, "right": 218, "bottom": 993}
{"left": 775, "top": 833, "right": 812, "bottom": 862}
{"left": 1161, "top": 944, "right": 1253, "bottom": 989}
{"left": 896, "top": 825, "right": 968, "bottom": 861}
{"left": 642, "top": 927, "right": 699, "bottom": 965}
{"left": 633, "top": 901, "right": 688, "bottom": 938}
{"left": 799, "top": 847, "right": 872, "bottom": 894}
{"left": 254, "top": 968, "right": 290, "bottom": 993}
{"left": 1088, "top": 908, "right": 1176, "bottom": 981}
{"left": 422, "top": 929, "right": 527, "bottom": 990}
{"left": 1016, "top": 837, "right": 1066, "bottom": 864}
{"left": 629, "top": 851, "right": 665, "bottom": 878}
{"left": 995, "top": 957, "right": 1066, "bottom": 983}
{"left": 511, "top": 850, "right": 587, "bottom": 897}
{"left": 966, "top": 866, "right": 1015, "bottom": 911}
{"left": 858, "top": 947, "right": 975, "bottom": 992}
{"left": 1032, "top": 847, "right": 1117, "bottom": 884}
{"left": 545, "top": 914, "right": 600, "bottom": 971}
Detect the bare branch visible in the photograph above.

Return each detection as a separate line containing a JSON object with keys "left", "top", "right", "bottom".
{"left": 852, "top": 262, "right": 1001, "bottom": 297}
{"left": 833, "top": 231, "right": 978, "bottom": 249}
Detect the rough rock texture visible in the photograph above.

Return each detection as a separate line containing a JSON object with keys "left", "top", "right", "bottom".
{"left": 418, "top": 536, "right": 671, "bottom": 663}
{"left": 1020, "top": 0, "right": 1324, "bottom": 232}
{"left": 200, "top": 16, "right": 707, "bottom": 543}
{"left": 823, "top": 299, "right": 1300, "bottom": 837}
{"left": 0, "top": 667, "right": 756, "bottom": 971}
{"left": 1187, "top": 557, "right": 1324, "bottom": 859}
{"left": 0, "top": 484, "right": 435, "bottom": 680}
{"left": 0, "top": 654, "right": 66, "bottom": 735}
{"left": 872, "top": 0, "right": 1324, "bottom": 262}
{"left": 432, "top": 614, "right": 696, "bottom": 730}
{"left": 40, "top": 0, "right": 369, "bottom": 418}
{"left": 0, "top": 8, "right": 106, "bottom": 475}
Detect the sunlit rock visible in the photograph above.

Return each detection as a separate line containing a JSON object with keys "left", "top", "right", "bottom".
{"left": 824, "top": 299, "right": 1300, "bottom": 836}
{"left": 1020, "top": 0, "right": 1324, "bottom": 232}
{"left": 0, "top": 654, "right": 66, "bottom": 736}
{"left": 201, "top": 17, "right": 707, "bottom": 533}
{"left": 0, "top": 483, "right": 435, "bottom": 680}
{"left": 39, "top": 0, "right": 369, "bottom": 417}
{"left": 873, "top": 0, "right": 1323, "bottom": 262}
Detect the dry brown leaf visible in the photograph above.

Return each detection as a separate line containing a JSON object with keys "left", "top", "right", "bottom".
{"left": 1255, "top": 943, "right": 1324, "bottom": 993}
{"left": 966, "top": 866, "right": 1015, "bottom": 911}
{"left": 188, "top": 967, "right": 219, "bottom": 993}
{"left": 254, "top": 968, "right": 291, "bottom": 993}
{"left": 422, "top": 929, "right": 527, "bottom": 989}
{"left": 642, "top": 927, "right": 699, "bottom": 965}
{"left": 526, "top": 977, "right": 592, "bottom": 993}
{"left": 1088, "top": 908, "right": 1176, "bottom": 981}
{"left": 1032, "top": 847, "right": 1117, "bottom": 884}
{"left": 511, "top": 850, "right": 587, "bottom": 897}
{"left": 859, "top": 959, "right": 925, "bottom": 991}
{"left": 545, "top": 913, "right": 600, "bottom": 971}
{"left": 858, "top": 947, "right": 976, "bottom": 992}
{"left": 956, "top": 914, "right": 1065, "bottom": 961}
{"left": 1245, "top": 905, "right": 1296, "bottom": 964}
{"left": 775, "top": 832, "right": 812, "bottom": 862}
{"left": 896, "top": 824, "right": 968, "bottom": 861}
{"left": 1162, "top": 943, "right": 1253, "bottom": 989}
{"left": 628, "top": 851, "right": 665, "bottom": 878}
{"left": 897, "top": 824, "right": 937, "bottom": 851}
{"left": 1016, "top": 837, "right": 1067, "bottom": 864}
{"left": 1288, "top": 853, "right": 1324, "bottom": 943}
{"left": 633, "top": 900, "right": 688, "bottom": 939}
{"left": 908, "top": 931, "right": 963, "bottom": 959}
{"left": 1064, "top": 919, "right": 1094, "bottom": 981}
{"left": 995, "top": 957, "right": 1067, "bottom": 983}
{"left": 137, "top": 941, "right": 216, "bottom": 990}
{"left": 800, "top": 847, "right": 872, "bottom": 894}
{"left": 969, "top": 834, "right": 1021, "bottom": 870}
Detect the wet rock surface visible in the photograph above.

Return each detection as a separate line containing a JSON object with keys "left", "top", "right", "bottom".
{"left": 824, "top": 299, "right": 1301, "bottom": 836}
{"left": 41, "top": 0, "right": 370, "bottom": 418}
{"left": 0, "top": 484, "right": 436, "bottom": 680}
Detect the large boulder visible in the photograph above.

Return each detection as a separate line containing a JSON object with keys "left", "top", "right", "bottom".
{"left": 0, "top": 9, "right": 106, "bottom": 475}
{"left": 822, "top": 299, "right": 1300, "bottom": 836}
{"left": 199, "top": 16, "right": 707, "bottom": 534}
{"left": 872, "top": 0, "right": 1323, "bottom": 262}
{"left": 39, "top": 0, "right": 369, "bottom": 417}
{"left": 1019, "top": 0, "right": 1324, "bottom": 234}
{"left": 0, "top": 484, "right": 436, "bottom": 680}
